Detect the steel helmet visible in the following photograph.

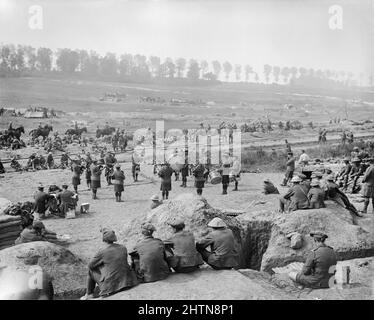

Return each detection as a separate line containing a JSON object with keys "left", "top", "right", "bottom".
{"left": 207, "top": 217, "right": 227, "bottom": 228}
{"left": 291, "top": 176, "right": 302, "bottom": 183}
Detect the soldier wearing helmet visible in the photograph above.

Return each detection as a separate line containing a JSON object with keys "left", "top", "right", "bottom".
{"left": 279, "top": 175, "right": 310, "bottom": 213}
{"left": 196, "top": 218, "right": 239, "bottom": 270}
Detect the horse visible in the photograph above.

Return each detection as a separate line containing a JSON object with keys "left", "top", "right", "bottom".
{"left": 96, "top": 126, "right": 116, "bottom": 138}
{"left": 65, "top": 127, "right": 87, "bottom": 137}
{"left": 8, "top": 126, "right": 25, "bottom": 140}
{"left": 29, "top": 125, "right": 53, "bottom": 141}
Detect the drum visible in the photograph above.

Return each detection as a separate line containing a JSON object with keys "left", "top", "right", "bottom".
{"left": 168, "top": 154, "right": 184, "bottom": 171}
{"left": 209, "top": 171, "right": 222, "bottom": 184}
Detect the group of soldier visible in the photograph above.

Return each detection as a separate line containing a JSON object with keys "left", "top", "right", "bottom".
{"left": 280, "top": 147, "right": 374, "bottom": 216}
{"left": 80, "top": 216, "right": 239, "bottom": 299}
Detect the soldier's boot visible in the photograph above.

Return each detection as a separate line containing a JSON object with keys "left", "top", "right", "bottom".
{"left": 233, "top": 182, "right": 238, "bottom": 191}
{"left": 119, "top": 194, "right": 123, "bottom": 202}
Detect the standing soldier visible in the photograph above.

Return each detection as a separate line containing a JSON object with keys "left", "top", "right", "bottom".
{"left": 85, "top": 164, "right": 92, "bottom": 190}
{"left": 281, "top": 152, "right": 295, "bottom": 186}
{"left": 71, "top": 159, "right": 83, "bottom": 193}
{"left": 219, "top": 153, "right": 231, "bottom": 195}
{"left": 111, "top": 163, "right": 125, "bottom": 202}
{"left": 361, "top": 157, "right": 374, "bottom": 214}
{"left": 285, "top": 139, "right": 292, "bottom": 153}
{"left": 158, "top": 163, "right": 173, "bottom": 200}
{"left": 60, "top": 152, "right": 69, "bottom": 169}
{"left": 131, "top": 154, "right": 140, "bottom": 182}
{"left": 288, "top": 232, "right": 337, "bottom": 289}
{"left": 90, "top": 160, "right": 103, "bottom": 200}
{"left": 192, "top": 162, "right": 205, "bottom": 195}
{"left": 341, "top": 131, "right": 346, "bottom": 145}
{"left": 231, "top": 156, "right": 241, "bottom": 191}
{"left": 47, "top": 152, "right": 54, "bottom": 169}
{"left": 105, "top": 152, "right": 117, "bottom": 185}
{"left": 180, "top": 163, "right": 189, "bottom": 188}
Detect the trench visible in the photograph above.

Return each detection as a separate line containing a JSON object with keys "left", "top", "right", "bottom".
{"left": 239, "top": 220, "right": 273, "bottom": 271}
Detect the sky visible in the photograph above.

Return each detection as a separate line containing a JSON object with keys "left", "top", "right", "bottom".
{"left": 0, "top": 0, "right": 373, "bottom": 78}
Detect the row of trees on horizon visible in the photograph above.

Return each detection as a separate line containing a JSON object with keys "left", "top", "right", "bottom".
{"left": 0, "top": 43, "right": 372, "bottom": 86}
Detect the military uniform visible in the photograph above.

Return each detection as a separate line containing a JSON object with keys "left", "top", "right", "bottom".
{"left": 361, "top": 163, "right": 374, "bottom": 213}
{"left": 192, "top": 164, "right": 205, "bottom": 195}
{"left": 72, "top": 163, "right": 83, "bottom": 191}
{"left": 57, "top": 189, "right": 77, "bottom": 216}
{"left": 130, "top": 236, "right": 170, "bottom": 283}
{"left": 282, "top": 156, "right": 295, "bottom": 186}
{"left": 90, "top": 163, "right": 102, "bottom": 199}
{"left": 15, "top": 227, "right": 45, "bottom": 244}
{"left": 180, "top": 164, "right": 189, "bottom": 187}
{"left": 279, "top": 184, "right": 310, "bottom": 212}
{"left": 87, "top": 243, "right": 138, "bottom": 297}
{"left": 111, "top": 168, "right": 125, "bottom": 202}
{"left": 308, "top": 187, "right": 325, "bottom": 209}
{"left": 158, "top": 165, "right": 173, "bottom": 199}
{"left": 164, "top": 230, "right": 203, "bottom": 273}
{"left": 296, "top": 243, "right": 337, "bottom": 288}
{"left": 196, "top": 228, "right": 239, "bottom": 270}
{"left": 33, "top": 190, "right": 52, "bottom": 219}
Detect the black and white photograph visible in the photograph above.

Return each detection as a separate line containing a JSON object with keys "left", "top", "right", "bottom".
{"left": 0, "top": 0, "right": 373, "bottom": 305}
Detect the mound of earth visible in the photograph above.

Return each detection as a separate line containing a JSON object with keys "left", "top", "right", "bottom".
{"left": 0, "top": 241, "right": 87, "bottom": 297}
{"left": 0, "top": 198, "right": 12, "bottom": 215}
{"left": 106, "top": 269, "right": 290, "bottom": 300}
{"left": 120, "top": 193, "right": 245, "bottom": 264}
{"left": 239, "top": 201, "right": 374, "bottom": 273}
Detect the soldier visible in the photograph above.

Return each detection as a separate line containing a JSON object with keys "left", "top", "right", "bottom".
{"left": 180, "top": 163, "right": 189, "bottom": 188}
{"left": 47, "top": 152, "right": 54, "bottom": 169}
{"left": 71, "top": 159, "right": 83, "bottom": 193}
{"left": 308, "top": 180, "right": 325, "bottom": 209}
{"left": 351, "top": 146, "right": 360, "bottom": 159}
{"left": 279, "top": 176, "right": 310, "bottom": 213}
{"left": 85, "top": 164, "right": 92, "bottom": 189}
{"left": 285, "top": 139, "right": 292, "bottom": 153}
{"left": 56, "top": 184, "right": 78, "bottom": 218}
{"left": 337, "top": 158, "right": 351, "bottom": 190}
{"left": 219, "top": 153, "right": 231, "bottom": 195}
{"left": 341, "top": 131, "right": 346, "bottom": 145}
{"left": 163, "top": 219, "right": 203, "bottom": 273}
{"left": 104, "top": 152, "right": 117, "bottom": 185}
{"left": 348, "top": 158, "right": 362, "bottom": 193}
{"left": 60, "top": 153, "right": 69, "bottom": 169}
{"left": 358, "top": 147, "right": 369, "bottom": 160}
{"left": 289, "top": 232, "right": 337, "bottom": 289}
{"left": 131, "top": 154, "right": 140, "bottom": 182}
{"left": 111, "top": 163, "right": 125, "bottom": 202}
{"left": 150, "top": 194, "right": 163, "bottom": 209}
{"left": 281, "top": 152, "right": 295, "bottom": 186}
{"left": 129, "top": 223, "right": 170, "bottom": 283}
{"left": 192, "top": 162, "right": 205, "bottom": 195}
{"left": 15, "top": 221, "right": 47, "bottom": 244}
{"left": 298, "top": 149, "right": 310, "bottom": 166}
{"left": 90, "top": 160, "right": 103, "bottom": 200}
{"left": 33, "top": 186, "right": 53, "bottom": 220}
{"left": 158, "top": 163, "right": 173, "bottom": 200}
{"left": 196, "top": 218, "right": 239, "bottom": 270}
{"left": 0, "top": 158, "right": 5, "bottom": 174}
{"left": 361, "top": 157, "right": 374, "bottom": 214}
{"left": 231, "top": 156, "right": 241, "bottom": 191}
{"left": 81, "top": 228, "right": 138, "bottom": 300}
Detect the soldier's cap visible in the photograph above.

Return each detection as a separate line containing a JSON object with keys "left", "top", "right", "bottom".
{"left": 351, "top": 158, "right": 361, "bottom": 163}
{"left": 343, "top": 157, "right": 350, "bottom": 162}
{"left": 326, "top": 175, "right": 335, "bottom": 181}
{"left": 263, "top": 178, "right": 271, "bottom": 183}
{"left": 310, "top": 180, "right": 320, "bottom": 187}
{"left": 150, "top": 195, "right": 160, "bottom": 201}
{"left": 62, "top": 184, "right": 68, "bottom": 188}
{"left": 310, "top": 231, "right": 328, "bottom": 240}
{"left": 208, "top": 217, "right": 227, "bottom": 228}
{"left": 168, "top": 219, "right": 185, "bottom": 229}
{"left": 141, "top": 222, "right": 156, "bottom": 232}
{"left": 33, "top": 221, "right": 45, "bottom": 230}
{"left": 115, "top": 163, "right": 121, "bottom": 168}
{"left": 291, "top": 176, "right": 302, "bottom": 183}
{"left": 101, "top": 228, "right": 117, "bottom": 242}
{"left": 37, "top": 185, "right": 44, "bottom": 190}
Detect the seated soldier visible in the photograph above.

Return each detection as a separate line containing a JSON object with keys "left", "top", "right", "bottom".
{"left": 15, "top": 221, "right": 47, "bottom": 244}
{"left": 129, "top": 223, "right": 170, "bottom": 283}
{"left": 308, "top": 180, "right": 325, "bottom": 209}
{"left": 163, "top": 219, "right": 203, "bottom": 273}
{"left": 196, "top": 217, "right": 239, "bottom": 270}
{"left": 81, "top": 228, "right": 138, "bottom": 300}
{"left": 150, "top": 194, "right": 163, "bottom": 209}
{"left": 279, "top": 176, "right": 310, "bottom": 213}
{"left": 288, "top": 232, "right": 337, "bottom": 289}
{"left": 56, "top": 184, "right": 78, "bottom": 217}
{"left": 263, "top": 179, "right": 279, "bottom": 194}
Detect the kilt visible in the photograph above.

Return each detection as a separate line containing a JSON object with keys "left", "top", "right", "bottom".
{"left": 363, "top": 184, "right": 374, "bottom": 198}
{"left": 91, "top": 179, "right": 101, "bottom": 189}
{"left": 114, "top": 184, "right": 124, "bottom": 192}
{"left": 194, "top": 179, "right": 205, "bottom": 189}
{"left": 222, "top": 175, "right": 230, "bottom": 185}
{"left": 160, "top": 181, "right": 171, "bottom": 191}
{"left": 72, "top": 177, "right": 80, "bottom": 186}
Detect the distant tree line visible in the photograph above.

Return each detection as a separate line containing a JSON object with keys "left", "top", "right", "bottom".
{"left": 0, "top": 43, "right": 372, "bottom": 86}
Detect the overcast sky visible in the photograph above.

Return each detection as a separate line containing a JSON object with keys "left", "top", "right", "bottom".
{"left": 0, "top": 0, "right": 373, "bottom": 77}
